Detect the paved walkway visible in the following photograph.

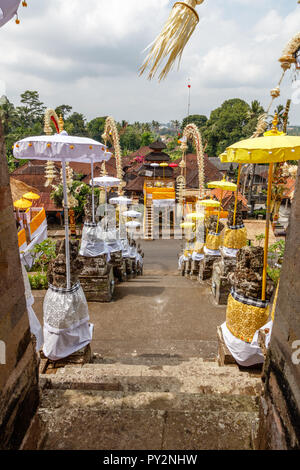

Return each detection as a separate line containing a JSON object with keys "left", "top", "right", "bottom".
{"left": 34, "top": 240, "right": 226, "bottom": 361}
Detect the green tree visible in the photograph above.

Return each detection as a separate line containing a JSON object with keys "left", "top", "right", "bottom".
{"left": 204, "top": 99, "right": 251, "bottom": 157}
{"left": 141, "top": 131, "right": 155, "bottom": 147}
{"left": 182, "top": 114, "right": 207, "bottom": 131}
{"left": 55, "top": 104, "right": 73, "bottom": 120}
{"left": 65, "top": 112, "right": 87, "bottom": 136}
{"left": 87, "top": 116, "right": 107, "bottom": 142}
{"left": 16, "top": 90, "right": 46, "bottom": 127}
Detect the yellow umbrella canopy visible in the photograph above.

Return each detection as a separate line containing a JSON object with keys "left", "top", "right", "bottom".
{"left": 186, "top": 212, "right": 204, "bottom": 221}
{"left": 207, "top": 177, "right": 237, "bottom": 192}
{"left": 219, "top": 114, "right": 300, "bottom": 301}
{"left": 159, "top": 162, "right": 168, "bottom": 167}
{"left": 220, "top": 126, "right": 300, "bottom": 165}
{"left": 180, "top": 222, "right": 195, "bottom": 229}
{"left": 198, "top": 199, "right": 221, "bottom": 208}
{"left": 23, "top": 192, "right": 40, "bottom": 201}
{"left": 14, "top": 198, "right": 33, "bottom": 210}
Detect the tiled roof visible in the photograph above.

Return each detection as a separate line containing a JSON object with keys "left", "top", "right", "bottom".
{"left": 125, "top": 175, "right": 145, "bottom": 192}
{"left": 210, "top": 188, "right": 248, "bottom": 211}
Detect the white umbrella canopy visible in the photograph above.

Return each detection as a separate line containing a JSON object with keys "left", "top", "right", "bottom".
{"left": 91, "top": 176, "right": 121, "bottom": 187}
{"left": 0, "top": 0, "right": 20, "bottom": 28}
{"left": 13, "top": 132, "right": 110, "bottom": 162}
{"left": 109, "top": 196, "right": 132, "bottom": 205}
{"left": 13, "top": 132, "right": 111, "bottom": 290}
{"left": 122, "top": 210, "right": 142, "bottom": 219}
{"left": 126, "top": 221, "right": 141, "bottom": 228}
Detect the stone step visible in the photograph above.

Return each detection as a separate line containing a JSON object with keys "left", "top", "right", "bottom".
{"left": 40, "top": 357, "right": 262, "bottom": 395}
{"left": 38, "top": 389, "right": 259, "bottom": 450}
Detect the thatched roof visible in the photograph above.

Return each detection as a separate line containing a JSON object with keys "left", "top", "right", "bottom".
{"left": 10, "top": 177, "right": 40, "bottom": 202}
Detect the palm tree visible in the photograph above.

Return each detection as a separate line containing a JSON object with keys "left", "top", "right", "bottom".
{"left": 247, "top": 100, "right": 264, "bottom": 120}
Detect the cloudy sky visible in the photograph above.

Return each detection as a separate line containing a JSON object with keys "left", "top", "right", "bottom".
{"left": 0, "top": 0, "right": 299, "bottom": 124}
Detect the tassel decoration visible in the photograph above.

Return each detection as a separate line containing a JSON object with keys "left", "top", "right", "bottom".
{"left": 140, "top": 0, "right": 204, "bottom": 81}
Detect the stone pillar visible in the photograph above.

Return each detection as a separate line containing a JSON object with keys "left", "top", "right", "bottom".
{"left": 257, "top": 165, "right": 300, "bottom": 449}
{"left": 0, "top": 121, "right": 40, "bottom": 449}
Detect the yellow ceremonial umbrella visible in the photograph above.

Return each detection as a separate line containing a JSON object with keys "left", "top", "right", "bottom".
{"left": 14, "top": 198, "right": 32, "bottom": 210}
{"left": 198, "top": 199, "right": 221, "bottom": 208}
{"left": 220, "top": 113, "right": 300, "bottom": 301}
{"left": 186, "top": 212, "right": 204, "bottom": 221}
{"left": 23, "top": 192, "right": 40, "bottom": 201}
{"left": 207, "top": 177, "right": 237, "bottom": 233}
{"left": 160, "top": 162, "right": 168, "bottom": 179}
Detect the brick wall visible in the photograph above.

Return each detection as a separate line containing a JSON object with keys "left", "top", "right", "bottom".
{"left": 0, "top": 120, "right": 40, "bottom": 449}
{"left": 258, "top": 164, "right": 300, "bottom": 449}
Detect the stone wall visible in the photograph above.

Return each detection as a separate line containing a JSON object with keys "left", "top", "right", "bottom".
{"left": 0, "top": 121, "right": 40, "bottom": 449}
{"left": 258, "top": 164, "right": 300, "bottom": 449}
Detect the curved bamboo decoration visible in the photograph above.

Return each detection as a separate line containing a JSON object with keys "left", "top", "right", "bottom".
{"left": 180, "top": 123, "right": 205, "bottom": 199}
{"left": 102, "top": 116, "right": 124, "bottom": 194}
{"left": 44, "top": 109, "right": 63, "bottom": 187}
{"left": 44, "top": 108, "right": 63, "bottom": 135}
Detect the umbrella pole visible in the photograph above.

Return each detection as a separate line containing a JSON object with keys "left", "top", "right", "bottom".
{"left": 216, "top": 189, "right": 223, "bottom": 233}
{"left": 233, "top": 164, "right": 241, "bottom": 226}
{"left": 62, "top": 161, "right": 71, "bottom": 290}
{"left": 91, "top": 161, "right": 95, "bottom": 224}
{"left": 262, "top": 163, "right": 273, "bottom": 301}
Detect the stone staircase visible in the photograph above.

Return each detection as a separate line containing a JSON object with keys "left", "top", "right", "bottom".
{"left": 38, "top": 354, "right": 262, "bottom": 450}
{"left": 144, "top": 204, "right": 153, "bottom": 240}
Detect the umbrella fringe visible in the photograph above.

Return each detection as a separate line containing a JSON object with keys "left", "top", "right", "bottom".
{"left": 140, "top": 2, "right": 200, "bottom": 81}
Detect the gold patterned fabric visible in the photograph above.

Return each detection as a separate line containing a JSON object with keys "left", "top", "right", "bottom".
{"left": 223, "top": 227, "right": 247, "bottom": 250}
{"left": 206, "top": 232, "right": 222, "bottom": 251}
{"left": 194, "top": 241, "right": 204, "bottom": 254}
{"left": 226, "top": 293, "right": 269, "bottom": 343}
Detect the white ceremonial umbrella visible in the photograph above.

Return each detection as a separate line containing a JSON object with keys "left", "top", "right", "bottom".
{"left": 109, "top": 196, "right": 132, "bottom": 205}
{"left": 0, "top": 0, "right": 21, "bottom": 28}
{"left": 77, "top": 135, "right": 111, "bottom": 224}
{"left": 122, "top": 210, "right": 142, "bottom": 219}
{"left": 126, "top": 221, "right": 141, "bottom": 240}
{"left": 150, "top": 162, "right": 160, "bottom": 179}
{"left": 91, "top": 176, "right": 121, "bottom": 204}
{"left": 14, "top": 133, "right": 110, "bottom": 290}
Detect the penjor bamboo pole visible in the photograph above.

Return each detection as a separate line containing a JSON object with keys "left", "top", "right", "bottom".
{"left": 262, "top": 163, "right": 274, "bottom": 301}
{"left": 233, "top": 164, "right": 241, "bottom": 226}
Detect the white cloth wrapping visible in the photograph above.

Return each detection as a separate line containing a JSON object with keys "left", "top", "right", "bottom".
{"left": 20, "top": 223, "right": 48, "bottom": 269}
{"left": 204, "top": 246, "right": 220, "bottom": 256}
{"left": 178, "top": 254, "right": 189, "bottom": 269}
{"left": 222, "top": 247, "right": 239, "bottom": 258}
{"left": 106, "top": 239, "right": 123, "bottom": 253}
{"left": 21, "top": 263, "right": 44, "bottom": 352}
{"left": 153, "top": 199, "right": 175, "bottom": 208}
{"left": 221, "top": 320, "right": 273, "bottom": 367}
{"left": 192, "top": 251, "right": 204, "bottom": 262}
{"left": 43, "top": 282, "right": 93, "bottom": 361}
{"left": 120, "top": 238, "right": 130, "bottom": 257}
{"left": 80, "top": 223, "right": 109, "bottom": 258}
{"left": 136, "top": 253, "right": 144, "bottom": 267}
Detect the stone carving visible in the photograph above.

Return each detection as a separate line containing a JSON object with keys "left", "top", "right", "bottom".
{"left": 205, "top": 215, "right": 224, "bottom": 234}
{"left": 47, "top": 239, "right": 83, "bottom": 288}
{"left": 228, "top": 246, "right": 274, "bottom": 300}
{"left": 227, "top": 200, "right": 243, "bottom": 227}
{"left": 83, "top": 193, "right": 94, "bottom": 223}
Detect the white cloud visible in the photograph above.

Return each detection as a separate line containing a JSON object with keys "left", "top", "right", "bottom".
{"left": 0, "top": 0, "right": 299, "bottom": 125}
